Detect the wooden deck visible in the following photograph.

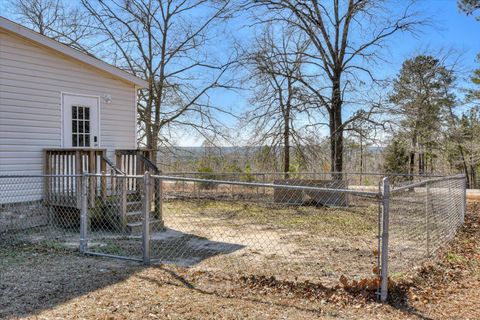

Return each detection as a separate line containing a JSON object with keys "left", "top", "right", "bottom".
{"left": 43, "top": 148, "right": 162, "bottom": 232}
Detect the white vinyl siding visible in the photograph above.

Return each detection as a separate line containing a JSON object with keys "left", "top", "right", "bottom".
{"left": 0, "top": 30, "right": 137, "bottom": 176}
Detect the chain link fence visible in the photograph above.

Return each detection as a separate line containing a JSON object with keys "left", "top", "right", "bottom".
{"left": 0, "top": 172, "right": 466, "bottom": 301}
{"left": 0, "top": 175, "right": 80, "bottom": 249}
{"left": 149, "top": 174, "right": 380, "bottom": 286}
{"left": 387, "top": 175, "right": 466, "bottom": 278}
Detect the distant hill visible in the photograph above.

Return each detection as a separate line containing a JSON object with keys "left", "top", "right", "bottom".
{"left": 158, "top": 145, "right": 384, "bottom": 160}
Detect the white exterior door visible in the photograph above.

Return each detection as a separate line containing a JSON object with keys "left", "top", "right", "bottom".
{"left": 62, "top": 93, "right": 100, "bottom": 148}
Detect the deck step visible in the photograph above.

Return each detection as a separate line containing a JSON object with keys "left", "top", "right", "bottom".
{"left": 126, "top": 219, "right": 164, "bottom": 234}
{"left": 125, "top": 190, "right": 142, "bottom": 202}
{"left": 126, "top": 201, "right": 143, "bottom": 211}
{"left": 126, "top": 210, "right": 143, "bottom": 223}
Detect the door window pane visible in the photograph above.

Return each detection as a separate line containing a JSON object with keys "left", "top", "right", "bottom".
{"left": 72, "top": 105, "right": 91, "bottom": 147}
{"left": 72, "top": 134, "right": 78, "bottom": 147}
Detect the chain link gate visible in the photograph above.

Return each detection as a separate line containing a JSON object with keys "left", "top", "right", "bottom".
{"left": 80, "top": 173, "right": 148, "bottom": 262}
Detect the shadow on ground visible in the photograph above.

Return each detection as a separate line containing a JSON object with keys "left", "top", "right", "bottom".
{"left": 150, "top": 228, "right": 245, "bottom": 266}
{"left": 0, "top": 227, "right": 244, "bottom": 319}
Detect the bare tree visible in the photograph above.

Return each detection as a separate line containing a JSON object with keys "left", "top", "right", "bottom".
{"left": 344, "top": 118, "right": 380, "bottom": 177}
{"left": 81, "top": 0, "right": 237, "bottom": 154}
{"left": 459, "top": 0, "right": 480, "bottom": 19}
{"left": 248, "top": 0, "right": 423, "bottom": 174}
{"left": 8, "top": 0, "right": 96, "bottom": 52}
{"left": 242, "top": 24, "right": 312, "bottom": 176}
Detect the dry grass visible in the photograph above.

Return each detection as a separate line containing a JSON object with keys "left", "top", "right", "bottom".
{"left": 0, "top": 245, "right": 391, "bottom": 320}
{"left": 1, "top": 201, "right": 478, "bottom": 319}
{"left": 164, "top": 199, "right": 379, "bottom": 236}
{"left": 146, "top": 199, "right": 381, "bottom": 286}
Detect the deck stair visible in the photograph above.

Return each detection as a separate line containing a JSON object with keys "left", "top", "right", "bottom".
{"left": 122, "top": 196, "right": 164, "bottom": 234}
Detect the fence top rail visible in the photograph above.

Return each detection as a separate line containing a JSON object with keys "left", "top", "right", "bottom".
{"left": 152, "top": 174, "right": 381, "bottom": 197}
{"left": 391, "top": 174, "right": 466, "bottom": 193}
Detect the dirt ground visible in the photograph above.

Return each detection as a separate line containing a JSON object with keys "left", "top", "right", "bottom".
{"left": 1, "top": 203, "right": 479, "bottom": 319}
{"left": 86, "top": 198, "right": 381, "bottom": 286}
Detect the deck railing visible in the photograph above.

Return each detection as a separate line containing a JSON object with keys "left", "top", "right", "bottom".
{"left": 115, "top": 149, "right": 161, "bottom": 217}
{"left": 115, "top": 149, "right": 156, "bottom": 175}
{"left": 43, "top": 148, "right": 161, "bottom": 212}
{"left": 44, "top": 148, "right": 109, "bottom": 207}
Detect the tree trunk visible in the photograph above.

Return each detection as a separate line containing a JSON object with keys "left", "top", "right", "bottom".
{"left": 418, "top": 151, "right": 424, "bottom": 175}
{"left": 459, "top": 147, "right": 470, "bottom": 188}
{"left": 359, "top": 138, "right": 363, "bottom": 184}
{"left": 330, "top": 81, "right": 343, "bottom": 179}
{"left": 471, "top": 164, "right": 476, "bottom": 189}
{"left": 145, "top": 121, "right": 159, "bottom": 165}
{"left": 283, "top": 120, "right": 290, "bottom": 179}
{"left": 409, "top": 136, "right": 417, "bottom": 178}
{"left": 429, "top": 152, "right": 433, "bottom": 173}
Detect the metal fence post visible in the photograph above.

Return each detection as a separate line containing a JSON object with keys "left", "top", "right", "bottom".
{"left": 425, "top": 181, "right": 430, "bottom": 257}
{"left": 121, "top": 176, "right": 128, "bottom": 228}
{"left": 380, "top": 177, "right": 390, "bottom": 302}
{"left": 463, "top": 177, "right": 467, "bottom": 224}
{"left": 263, "top": 174, "right": 266, "bottom": 195}
{"left": 182, "top": 173, "right": 186, "bottom": 194}
{"left": 79, "top": 172, "right": 88, "bottom": 253}
{"left": 142, "top": 171, "right": 151, "bottom": 265}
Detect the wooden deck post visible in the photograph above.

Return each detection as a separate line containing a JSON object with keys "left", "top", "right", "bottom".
{"left": 53, "top": 152, "right": 57, "bottom": 203}
{"left": 88, "top": 150, "right": 96, "bottom": 206}
{"left": 115, "top": 151, "right": 122, "bottom": 173}
{"left": 100, "top": 150, "right": 107, "bottom": 200}
{"left": 135, "top": 150, "right": 143, "bottom": 191}
{"left": 43, "top": 151, "right": 50, "bottom": 204}
{"left": 75, "top": 150, "right": 82, "bottom": 209}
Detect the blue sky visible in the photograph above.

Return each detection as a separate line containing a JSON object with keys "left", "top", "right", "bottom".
{"left": 201, "top": 0, "right": 480, "bottom": 147}
{"left": 387, "top": 0, "right": 480, "bottom": 80}
{"left": 2, "top": 0, "right": 480, "bottom": 146}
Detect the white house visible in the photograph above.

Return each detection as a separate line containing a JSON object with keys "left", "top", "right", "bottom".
{"left": 0, "top": 17, "right": 150, "bottom": 204}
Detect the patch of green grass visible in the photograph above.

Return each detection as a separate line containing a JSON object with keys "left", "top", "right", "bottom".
{"left": 390, "top": 271, "right": 406, "bottom": 280}
{"left": 446, "top": 252, "right": 467, "bottom": 265}
{"left": 0, "top": 254, "right": 31, "bottom": 266}
{"left": 40, "top": 240, "right": 66, "bottom": 251}
{"left": 276, "top": 205, "right": 378, "bottom": 235}
{"left": 92, "top": 240, "right": 129, "bottom": 256}
{"left": 0, "top": 247, "right": 24, "bottom": 263}
{"left": 0, "top": 241, "right": 69, "bottom": 266}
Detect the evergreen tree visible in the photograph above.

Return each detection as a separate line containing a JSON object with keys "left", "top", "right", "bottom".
{"left": 389, "top": 55, "right": 456, "bottom": 174}
{"left": 383, "top": 137, "right": 410, "bottom": 174}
